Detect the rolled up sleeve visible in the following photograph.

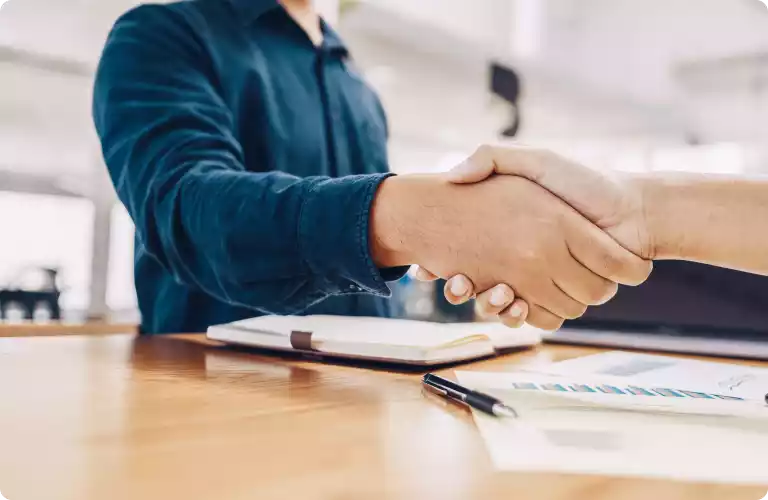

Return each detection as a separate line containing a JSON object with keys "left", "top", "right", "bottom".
{"left": 93, "top": 5, "right": 406, "bottom": 315}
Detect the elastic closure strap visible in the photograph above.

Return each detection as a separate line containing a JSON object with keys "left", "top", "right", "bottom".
{"left": 290, "top": 330, "right": 315, "bottom": 351}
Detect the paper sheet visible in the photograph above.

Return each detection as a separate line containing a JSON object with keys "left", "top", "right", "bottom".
{"left": 536, "top": 351, "right": 768, "bottom": 402}
{"left": 456, "top": 371, "right": 768, "bottom": 485}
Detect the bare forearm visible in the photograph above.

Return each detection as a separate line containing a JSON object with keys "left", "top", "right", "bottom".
{"left": 369, "top": 174, "right": 438, "bottom": 268}
{"left": 640, "top": 172, "right": 768, "bottom": 275}
{"left": 370, "top": 174, "right": 472, "bottom": 270}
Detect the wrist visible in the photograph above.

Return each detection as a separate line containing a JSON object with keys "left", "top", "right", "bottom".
{"left": 369, "top": 175, "right": 421, "bottom": 268}
{"left": 369, "top": 174, "right": 454, "bottom": 268}
{"left": 632, "top": 173, "right": 683, "bottom": 260}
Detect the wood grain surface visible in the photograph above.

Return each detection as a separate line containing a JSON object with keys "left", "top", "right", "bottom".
{"left": 0, "top": 332, "right": 765, "bottom": 500}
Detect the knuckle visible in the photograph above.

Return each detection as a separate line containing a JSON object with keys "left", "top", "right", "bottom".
{"left": 600, "top": 249, "right": 627, "bottom": 276}
{"left": 626, "top": 260, "right": 653, "bottom": 286}
{"left": 548, "top": 316, "right": 566, "bottom": 331}
{"left": 601, "top": 281, "right": 620, "bottom": 304}
{"left": 536, "top": 316, "right": 564, "bottom": 332}
{"left": 587, "top": 281, "right": 619, "bottom": 305}
{"left": 601, "top": 250, "right": 653, "bottom": 285}
{"left": 527, "top": 308, "right": 565, "bottom": 331}
{"left": 563, "top": 302, "right": 588, "bottom": 320}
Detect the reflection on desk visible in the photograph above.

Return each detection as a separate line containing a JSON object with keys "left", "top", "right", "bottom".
{"left": 0, "top": 333, "right": 764, "bottom": 500}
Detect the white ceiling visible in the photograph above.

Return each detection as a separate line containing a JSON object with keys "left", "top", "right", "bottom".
{"left": 0, "top": 0, "right": 767, "bottom": 181}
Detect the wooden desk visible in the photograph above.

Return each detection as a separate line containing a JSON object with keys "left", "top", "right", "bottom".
{"left": 0, "top": 333, "right": 764, "bottom": 500}
{"left": 0, "top": 322, "right": 137, "bottom": 337}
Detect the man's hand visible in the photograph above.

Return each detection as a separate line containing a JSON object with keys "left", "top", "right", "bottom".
{"left": 417, "top": 145, "right": 654, "bottom": 326}
{"left": 370, "top": 173, "right": 652, "bottom": 331}
{"left": 413, "top": 267, "right": 530, "bottom": 328}
{"left": 448, "top": 145, "right": 653, "bottom": 258}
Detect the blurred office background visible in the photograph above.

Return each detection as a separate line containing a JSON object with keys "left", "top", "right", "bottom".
{"left": 1, "top": 0, "right": 768, "bottom": 325}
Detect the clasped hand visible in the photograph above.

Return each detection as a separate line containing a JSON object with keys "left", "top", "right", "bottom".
{"left": 413, "top": 145, "right": 653, "bottom": 331}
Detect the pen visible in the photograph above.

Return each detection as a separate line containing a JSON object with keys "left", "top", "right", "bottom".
{"left": 422, "top": 373, "right": 517, "bottom": 418}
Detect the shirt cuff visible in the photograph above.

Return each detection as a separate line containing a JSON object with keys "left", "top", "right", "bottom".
{"left": 299, "top": 173, "right": 405, "bottom": 297}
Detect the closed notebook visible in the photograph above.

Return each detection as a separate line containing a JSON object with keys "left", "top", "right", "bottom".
{"left": 207, "top": 315, "right": 542, "bottom": 365}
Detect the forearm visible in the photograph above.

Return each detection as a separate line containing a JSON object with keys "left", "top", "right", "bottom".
{"left": 370, "top": 174, "right": 434, "bottom": 268}
{"left": 370, "top": 174, "right": 464, "bottom": 270}
{"left": 95, "top": 7, "right": 407, "bottom": 313}
{"left": 159, "top": 169, "right": 398, "bottom": 312}
{"left": 640, "top": 172, "right": 768, "bottom": 275}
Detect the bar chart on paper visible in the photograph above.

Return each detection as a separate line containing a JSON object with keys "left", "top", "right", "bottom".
{"left": 455, "top": 370, "right": 768, "bottom": 485}
{"left": 506, "top": 380, "right": 745, "bottom": 401}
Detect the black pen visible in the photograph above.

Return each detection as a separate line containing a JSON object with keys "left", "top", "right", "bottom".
{"left": 422, "top": 373, "right": 517, "bottom": 418}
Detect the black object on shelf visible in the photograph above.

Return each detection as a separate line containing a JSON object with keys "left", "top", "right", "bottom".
{"left": 490, "top": 62, "right": 522, "bottom": 138}
{"left": 0, "top": 268, "right": 62, "bottom": 321}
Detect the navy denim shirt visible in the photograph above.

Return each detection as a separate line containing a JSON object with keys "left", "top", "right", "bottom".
{"left": 93, "top": 0, "right": 407, "bottom": 333}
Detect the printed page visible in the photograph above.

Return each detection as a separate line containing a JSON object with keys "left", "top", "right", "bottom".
{"left": 456, "top": 371, "right": 768, "bottom": 484}
{"left": 537, "top": 351, "right": 768, "bottom": 402}
{"left": 456, "top": 371, "right": 768, "bottom": 419}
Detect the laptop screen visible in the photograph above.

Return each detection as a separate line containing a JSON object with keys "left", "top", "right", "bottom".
{"left": 567, "top": 261, "right": 768, "bottom": 339}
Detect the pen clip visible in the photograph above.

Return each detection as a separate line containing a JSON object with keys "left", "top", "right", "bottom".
{"left": 423, "top": 382, "right": 448, "bottom": 397}
{"left": 424, "top": 379, "right": 468, "bottom": 403}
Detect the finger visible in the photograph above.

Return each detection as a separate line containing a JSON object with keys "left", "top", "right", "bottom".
{"left": 413, "top": 266, "right": 439, "bottom": 282}
{"left": 443, "top": 274, "right": 475, "bottom": 305}
{"left": 475, "top": 284, "right": 516, "bottom": 318}
{"left": 552, "top": 257, "right": 619, "bottom": 306}
{"left": 499, "top": 299, "right": 529, "bottom": 329}
{"left": 566, "top": 219, "right": 653, "bottom": 286}
{"left": 447, "top": 145, "right": 621, "bottom": 226}
{"left": 525, "top": 304, "right": 565, "bottom": 331}
{"left": 533, "top": 281, "right": 588, "bottom": 320}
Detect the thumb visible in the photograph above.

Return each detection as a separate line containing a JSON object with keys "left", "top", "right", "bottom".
{"left": 445, "top": 145, "right": 498, "bottom": 184}
{"left": 450, "top": 145, "right": 622, "bottom": 226}
{"left": 446, "top": 144, "right": 542, "bottom": 184}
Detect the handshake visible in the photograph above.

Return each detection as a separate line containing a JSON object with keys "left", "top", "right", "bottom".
{"left": 370, "top": 145, "right": 657, "bottom": 331}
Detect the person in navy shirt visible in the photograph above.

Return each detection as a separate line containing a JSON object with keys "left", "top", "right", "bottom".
{"left": 94, "top": 0, "right": 651, "bottom": 334}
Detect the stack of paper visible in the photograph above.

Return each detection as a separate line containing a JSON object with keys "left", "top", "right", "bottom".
{"left": 457, "top": 352, "right": 768, "bottom": 485}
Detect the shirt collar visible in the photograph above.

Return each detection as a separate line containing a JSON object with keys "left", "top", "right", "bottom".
{"left": 320, "top": 20, "right": 348, "bottom": 55}
{"left": 224, "top": 0, "right": 348, "bottom": 55}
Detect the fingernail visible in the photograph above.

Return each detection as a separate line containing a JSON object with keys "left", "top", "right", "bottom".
{"left": 450, "top": 276, "right": 469, "bottom": 296}
{"left": 507, "top": 304, "right": 523, "bottom": 318}
{"left": 489, "top": 286, "right": 509, "bottom": 307}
